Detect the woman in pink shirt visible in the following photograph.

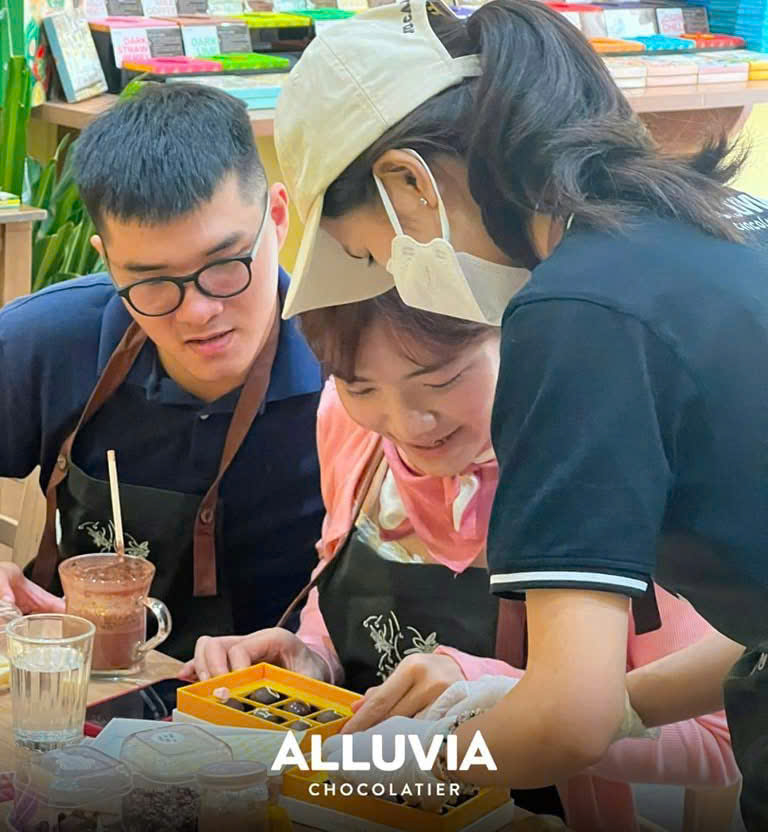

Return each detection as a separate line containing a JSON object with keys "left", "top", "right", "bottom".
{"left": 188, "top": 289, "right": 738, "bottom": 831}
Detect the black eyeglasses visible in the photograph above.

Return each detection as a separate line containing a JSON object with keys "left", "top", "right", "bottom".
{"left": 113, "top": 192, "right": 270, "bottom": 317}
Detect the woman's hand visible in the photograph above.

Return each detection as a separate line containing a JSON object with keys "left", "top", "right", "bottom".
{"left": 324, "top": 715, "right": 454, "bottom": 810}
{"left": 422, "top": 674, "right": 521, "bottom": 721}
{"left": 342, "top": 653, "right": 465, "bottom": 733}
{"left": 0, "top": 563, "right": 64, "bottom": 614}
{"left": 179, "top": 627, "right": 331, "bottom": 682}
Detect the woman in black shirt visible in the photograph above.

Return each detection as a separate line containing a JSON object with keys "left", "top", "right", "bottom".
{"left": 273, "top": 1, "right": 768, "bottom": 825}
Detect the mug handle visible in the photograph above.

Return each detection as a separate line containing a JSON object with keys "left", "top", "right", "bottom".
{"left": 135, "top": 596, "right": 173, "bottom": 659}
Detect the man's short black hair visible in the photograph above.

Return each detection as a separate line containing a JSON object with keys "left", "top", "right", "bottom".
{"left": 74, "top": 83, "right": 267, "bottom": 232}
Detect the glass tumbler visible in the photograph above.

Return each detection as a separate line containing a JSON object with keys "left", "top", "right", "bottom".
{"left": 7, "top": 614, "right": 94, "bottom": 754}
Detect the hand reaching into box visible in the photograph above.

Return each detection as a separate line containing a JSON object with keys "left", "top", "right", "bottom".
{"left": 342, "top": 653, "right": 467, "bottom": 733}
{"left": 180, "top": 627, "right": 332, "bottom": 683}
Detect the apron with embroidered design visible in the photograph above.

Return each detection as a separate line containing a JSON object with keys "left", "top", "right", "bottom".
{"left": 30, "top": 314, "right": 279, "bottom": 659}
{"left": 317, "top": 455, "right": 523, "bottom": 694}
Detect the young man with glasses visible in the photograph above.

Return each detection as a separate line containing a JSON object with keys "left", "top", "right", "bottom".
{"left": 0, "top": 84, "right": 325, "bottom": 659}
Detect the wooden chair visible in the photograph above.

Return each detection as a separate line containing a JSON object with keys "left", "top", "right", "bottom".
{"left": 0, "top": 473, "right": 46, "bottom": 567}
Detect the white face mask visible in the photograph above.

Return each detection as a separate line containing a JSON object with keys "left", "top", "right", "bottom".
{"left": 373, "top": 150, "right": 531, "bottom": 326}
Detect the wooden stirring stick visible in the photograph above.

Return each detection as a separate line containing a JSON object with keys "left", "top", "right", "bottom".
{"left": 106, "top": 449, "right": 126, "bottom": 559}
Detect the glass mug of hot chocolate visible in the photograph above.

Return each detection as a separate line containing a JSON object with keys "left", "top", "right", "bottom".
{"left": 59, "top": 554, "right": 171, "bottom": 676}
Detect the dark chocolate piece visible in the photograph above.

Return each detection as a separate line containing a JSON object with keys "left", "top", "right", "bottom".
{"left": 252, "top": 708, "right": 286, "bottom": 724}
{"left": 246, "top": 687, "right": 284, "bottom": 705}
{"left": 443, "top": 791, "right": 477, "bottom": 810}
{"left": 280, "top": 699, "right": 315, "bottom": 717}
{"left": 223, "top": 698, "right": 253, "bottom": 712}
{"left": 313, "top": 710, "right": 342, "bottom": 723}
{"left": 289, "top": 720, "right": 312, "bottom": 731}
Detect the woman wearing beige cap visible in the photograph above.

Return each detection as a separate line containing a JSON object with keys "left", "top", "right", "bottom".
{"left": 274, "top": 0, "right": 768, "bottom": 826}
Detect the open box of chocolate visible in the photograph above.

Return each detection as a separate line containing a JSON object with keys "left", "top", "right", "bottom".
{"left": 177, "top": 663, "right": 360, "bottom": 745}
{"left": 281, "top": 767, "right": 515, "bottom": 832}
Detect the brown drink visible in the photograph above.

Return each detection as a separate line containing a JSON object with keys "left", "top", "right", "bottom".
{"left": 59, "top": 554, "right": 171, "bottom": 675}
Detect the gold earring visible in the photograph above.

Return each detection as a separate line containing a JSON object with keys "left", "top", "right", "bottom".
{"left": 419, "top": 197, "right": 428, "bottom": 206}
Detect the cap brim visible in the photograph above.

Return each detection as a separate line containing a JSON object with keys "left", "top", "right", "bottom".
{"left": 282, "top": 193, "right": 395, "bottom": 319}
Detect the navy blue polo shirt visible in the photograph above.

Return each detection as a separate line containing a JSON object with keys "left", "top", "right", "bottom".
{"left": 0, "top": 269, "right": 324, "bottom": 637}
{"left": 488, "top": 191, "right": 768, "bottom": 648}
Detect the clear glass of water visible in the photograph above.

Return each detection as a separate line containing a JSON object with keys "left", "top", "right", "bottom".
{"left": 7, "top": 614, "right": 95, "bottom": 753}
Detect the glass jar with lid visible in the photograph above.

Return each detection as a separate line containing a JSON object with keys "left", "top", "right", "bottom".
{"left": 11, "top": 746, "right": 132, "bottom": 831}
{"left": 120, "top": 723, "right": 232, "bottom": 832}
{"left": 197, "top": 760, "right": 270, "bottom": 832}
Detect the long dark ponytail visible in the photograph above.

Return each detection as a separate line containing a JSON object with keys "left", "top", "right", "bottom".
{"left": 324, "top": 0, "right": 744, "bottom": 262}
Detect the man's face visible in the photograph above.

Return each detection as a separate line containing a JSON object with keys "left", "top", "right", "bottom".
{"left": 93, "top": 175, "right": 289, "bottom": 402}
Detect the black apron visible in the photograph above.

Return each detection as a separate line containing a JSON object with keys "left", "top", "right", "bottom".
{"left": 31, "top": 314, "right": 279, "bottom": 659}
{"left": 316, "top": 455, "right": 520, "bottom": 693}
{"left": 320, "top": 529, "right": 501, "bottom": 693}
{"left": 288, "top": 447, "right": 563, "bottom": 819}
{"left": 724, "top": 648, "right": 768, "bottom": 831}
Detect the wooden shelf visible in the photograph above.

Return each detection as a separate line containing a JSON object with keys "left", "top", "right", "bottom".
{"left": 30, "top": 79, "right": 768, "bottom": 161}
{"left": 30, "top": 81, "right": 768, "bottom": 141}
{"left": 626, "top": 79, "right": 768, "bottom": 112}
{"left": 30, "top": 82, "right": 768, "bottom": 134}
{"left": 32, "top": 93, "right": 276, "bottom": 137}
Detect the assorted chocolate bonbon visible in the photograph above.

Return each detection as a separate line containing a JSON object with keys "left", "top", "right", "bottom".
{"left": 246, "top": 686, "right": 284, "bottom": 705}
{"left": 279, "top": 699, "right": 315, "bottom": 717}
{"left": 313, "top": 710, "right": 343, "bottom": 724}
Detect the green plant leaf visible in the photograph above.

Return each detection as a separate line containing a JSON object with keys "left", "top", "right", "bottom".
{"left": 53, "top": 132, "right": 73, "bottom": 165}
{"left": 49, "top": 181, "right": 81, "bottom": 234}
{"left": 31, "top": 158, "right": 55, "bottom": 209}
{"left": 60, "top": 216, "right": 92, "bottom": 276}
{"left": 73, "top": 214, "right": 96, "bottom": 275}
{"left": 22, "top": 156, "right": 42, "bottom": 204}
{"left": 48, "top": 136, "right": 78, "bottom": 207}
{"left": 59, "top": 224, "right": 80, "bottom": 275}
{"left": 32, "top": 221, "right": 74, "bottom": 293}
{"left": 119, "top": 73, "right": 151, "bottom": 101}
{"left": 0, "top": 56, "right": 30, "bottom": 195}
{"left": 87, "top": 250, "right": 103, "bottom": 275}
{"left": 32, "top": 235, "right": 47, "bottom": 280}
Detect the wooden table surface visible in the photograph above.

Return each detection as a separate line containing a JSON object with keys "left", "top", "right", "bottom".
{"left": 0, "top": 652, "right": 536, "bottom": 831}
{"left": 0, "top": 651, "right": 183, "bottom": 770}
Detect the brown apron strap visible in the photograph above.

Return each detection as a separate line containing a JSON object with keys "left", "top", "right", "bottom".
{"left": 35, "top": 299, "right": 281, "bottom": 598}
{"left": 33, "top": 323, "right": 148, "bottom": 587}
{"left": 275, "top": 440, "right": 386, "bottom": 629}
{"left": 192, "top": 306, "right": 281, "bottom": 596}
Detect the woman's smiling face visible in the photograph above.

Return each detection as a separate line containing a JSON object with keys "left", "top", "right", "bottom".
{"left": 335, "top": 320, "right": 501, "bottom": 477}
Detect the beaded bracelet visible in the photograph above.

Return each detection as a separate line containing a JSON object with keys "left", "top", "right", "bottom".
{"left": 434, "top": 708, "right": 483, "bottom": 792}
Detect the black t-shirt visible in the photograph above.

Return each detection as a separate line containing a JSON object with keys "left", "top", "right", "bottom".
{"left": 488, "top": 191, "right": 768, "bottom": 648}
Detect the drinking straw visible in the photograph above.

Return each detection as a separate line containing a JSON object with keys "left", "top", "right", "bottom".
{"left": 106, "top": 450, "right": 126, "bottom": 559}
